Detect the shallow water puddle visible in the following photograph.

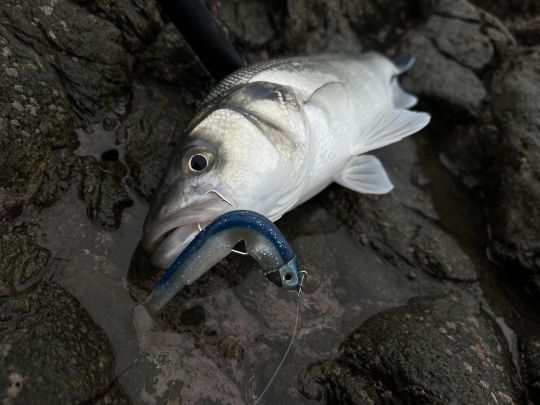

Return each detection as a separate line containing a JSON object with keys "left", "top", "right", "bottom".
{"left": 23, "top": 186, "right": 162, "bottom": 400}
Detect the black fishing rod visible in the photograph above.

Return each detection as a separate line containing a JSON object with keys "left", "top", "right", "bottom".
{"left": 157, "top": 0, "right": 245, "bottom": 81}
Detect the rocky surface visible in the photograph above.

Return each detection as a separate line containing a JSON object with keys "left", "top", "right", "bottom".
{"left": 488, "top": 48, "right": 540, "bottom": 295}
{"left": 0, "top": 281, "right": 127, "bottom": 404}
{"left": 523, "top": 334, "right": 540, "bottom": 403}
{"left": 0, "top": 0, "right": 539, "bottom": 403}
{"left": 300, "top": 294, "right": 522, "bottom": 404}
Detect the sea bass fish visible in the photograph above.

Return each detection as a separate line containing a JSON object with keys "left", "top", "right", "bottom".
{"left": 143, "top": 53, "right": 430, "bottom": 268}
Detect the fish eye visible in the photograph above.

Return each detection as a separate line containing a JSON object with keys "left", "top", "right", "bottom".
{"left": 183, "top": 149, "right": 214, "bottom": 174}
{"left": 189, "top": 154, "right": 208, "bottom": 172}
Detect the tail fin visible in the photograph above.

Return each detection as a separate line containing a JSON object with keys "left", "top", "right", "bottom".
{"left": 391, "top": 54, "right": 418, "bottom": 109}
{"left": 394, "top": 54, "right": 416, "bottom": 74}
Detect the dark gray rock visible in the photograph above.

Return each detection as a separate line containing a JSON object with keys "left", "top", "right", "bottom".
{"left": 0, "top": 224, "right": 50, "bottom": 297}
{"left": 0, "top": 21, "right": 75, "bottom": 201}
{"left": 425, "top": 16, "right": 494, "bottom": 71}
{"left": 400, "top": 31, "right": 487, "bottom": 118}
{"left": 1, "top": 0, "right": 135, "bottom": 120}
{"left": 508, "top": 15, "right": 540, "bottom": 46}
{"left": 0, "top": 282, "right": 128, "bottom": 404}
{"left": 398, "top": 0, "right": 514, "bottom": 119}
{"left": 470, "top": 0, "right": 540, "bottom": 19}
{"left": 213, "top": 0, "right": 412, "bottom": 57}
{"left": 522, "top": 334, "right": 540, "bottom": 403}
{"left": 31, "top": 149, "right": 78, "bottom": 208}
{"left": 214, "top": 0, "right": 275, "bottom": 47}
{"left": 117, "top": 22, "right": 212, "bottom": 200}
{"left": 91, "top": 384, "right": 131, "bottom": 405}
{"left": 118, "top": 80, "right": 203, "bottom": 200}
{"left": 423, "top": 0, "right": 482, "bottom": 20}
{"left": 139, "top": 23, "right": 211, "bottom": 86}
{"left": 0, "top": 0, "right": 160, "bottom": 220}
{"left": 0, "top": 189, "right": 23, "bottom": 223}
{"left": 300, "top": 295, "right": 524, "bottom": 404}
{"left": 322, "top": 188, "right": 478, "bottom": 282}
{"left": 79, "top": 156, "right": 133, "bottom": 229}
{"left": 299, "top": 361, "right": 382, "bottom": 404}
{"left": 72, "top": 0, "right": 161, "bottom": 53}
{"left": 488, "top": 47, "right": 540, "bottom": 294}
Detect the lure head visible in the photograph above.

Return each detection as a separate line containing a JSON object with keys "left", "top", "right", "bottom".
{"left": 264, "top": 258, "right": 302, "bottom": 292}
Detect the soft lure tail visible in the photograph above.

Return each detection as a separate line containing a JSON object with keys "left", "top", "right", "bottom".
{"left": 144, "top": 210, "right": 302, "bottom": 314}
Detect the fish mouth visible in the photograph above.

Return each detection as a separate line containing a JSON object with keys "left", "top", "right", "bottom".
{"left": 143, "top": 192, "right": 235, "bottom": 269}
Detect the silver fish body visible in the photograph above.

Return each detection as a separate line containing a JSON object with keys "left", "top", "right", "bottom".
{"left": 143, "top": 53, "right": 430, "bottom": 268}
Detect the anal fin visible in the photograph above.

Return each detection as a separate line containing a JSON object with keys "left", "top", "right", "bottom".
{"left": 336, "top": 155, "right": 393, "bottom": 195}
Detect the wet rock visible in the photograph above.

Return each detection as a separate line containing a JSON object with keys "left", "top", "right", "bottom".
{"left": 214, "top": 0, "right": 412, "bottom": 57}
{"left": 434, "top": 122, "right": 499, "bottom": 187}
{"left": 118, "top": 20, "right": 212, "bottom": 200}
{"left": 488, "top": 47, "right": 540, "bottom": 294}
{"left": 299, "top": 361, "right": 382, "bottom": 404}
{"left": 0, "top": 0, "right": 161, "bottom": 217}
{"left": 522, "top": 334, "right": 540, "bottom": 403}
{"left": 92, "top": 384, "right": 131, "bottom": 405}
{"left": 0, "top": 224, "right": 50, "bottom": 297}
{"left": 0, "top": 21, "right": 75, "bottom": 201}
{"left": 424, "top": 0, "right": 482, "bottom": 20}
{"left": 470, "top": 0, "right": 540, "bottom": 19}
{"left": 0, "top": 189, "right": 23, "bottom": 223}
{"left": 0, "top": 282, "right": 127, "bottom": 404}
{"left": 140, "top": 23, "right": 211, "bottom": 86}
{"left": 425, "top": 16, "right": 494, "bottom": 71}
{"left": 399, "top": 0, "right": 515, "bottom": 119}
{"left": 180, "top": 305, "right": 206, "bottom": 327}
{"left": 323, "top": 188, "right": 478, "bottom": 282}
{"left": 1, "top": 0, "right": 135, "bottom": 120}
{"left": 73, "top": 0, "right": 161, "bottom": 53}
{"left": 79, "top": 157, "right": 133, "bottom": 229}
{"left": 215, "top": 0, "right": 276, "bottom": 47}
{"left": 400, "top": 32, "right": 487, "bottom": 118}
{"left": 119, "top": 81, "right": 202, "bottom": 200}
{"left": 32, "top": 149, "right": 78, "bottom": 208}
{"left": 300, "top": 295, "right": 523, "bottom": 404}
{"left": 509, "top": 16, "right": 540, "bottom": 46}
{"left": 376, "top": 138, "right": 438, "bottom": 220}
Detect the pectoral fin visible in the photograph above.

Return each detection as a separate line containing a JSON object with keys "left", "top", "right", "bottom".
{"left": 355, "top": 109, "right": 430, "bottom": 155}
{"left": 336, "top": 155, "right": 393, "bottom": 194}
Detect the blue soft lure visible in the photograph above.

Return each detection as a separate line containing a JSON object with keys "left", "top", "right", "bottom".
{"left": 144, "top": 210, "right": 302, "bottom": 314}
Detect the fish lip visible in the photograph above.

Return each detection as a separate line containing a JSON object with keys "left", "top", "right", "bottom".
{"left": 142, "top": 192, "right": 235, "bottom": 267}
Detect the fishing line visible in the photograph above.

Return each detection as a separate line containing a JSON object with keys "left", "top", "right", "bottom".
{"left": 254, "top": 278, "right": 305, "bottom": 405}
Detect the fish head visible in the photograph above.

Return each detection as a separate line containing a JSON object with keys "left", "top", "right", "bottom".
{"left": 143, "top": 82, "right": 306, "bottom": 269}
{"left": 142, "top": 136, "right": 232, "bottom": 269}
